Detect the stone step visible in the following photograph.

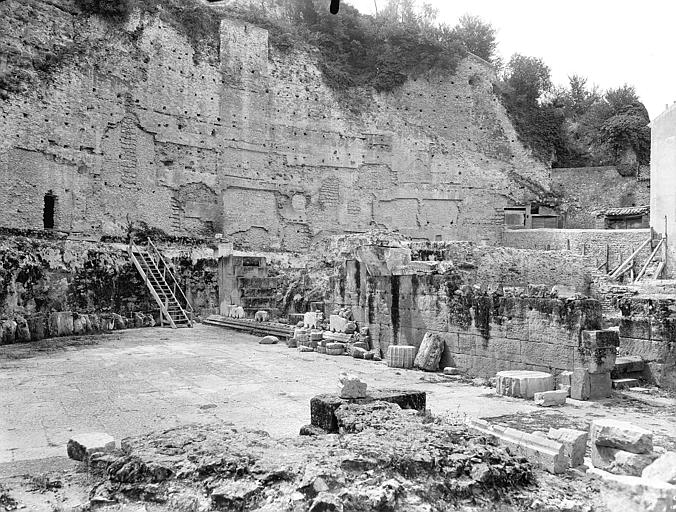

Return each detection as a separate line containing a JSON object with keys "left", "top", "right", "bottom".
{"left": 611, "top": 356, "right": 644, "bottom": 378}
{"left": 612, "top": 378, "right": 640, "bottom": 389}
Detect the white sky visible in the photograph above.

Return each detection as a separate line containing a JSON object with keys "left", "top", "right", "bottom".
{"left": 344, "top": 0, "right": 675, "bottom": 119}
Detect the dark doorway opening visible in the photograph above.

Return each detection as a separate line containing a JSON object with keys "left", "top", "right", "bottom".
{"left": 44, "top": 192, "right": 55, "bottom": 229}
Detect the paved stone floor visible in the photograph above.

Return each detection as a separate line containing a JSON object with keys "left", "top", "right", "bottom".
{"left": 0, "top": 325, "right": 674, "bottom": 464}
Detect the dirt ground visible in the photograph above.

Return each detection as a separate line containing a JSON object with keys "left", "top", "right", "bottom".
{"left": 0, "top": 324, "right": 674, "bottom": 511}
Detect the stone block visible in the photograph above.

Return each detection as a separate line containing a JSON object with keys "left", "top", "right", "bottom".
{"left": 259, "top": 335, "right": 279, "bottom": 344}
{"left": 14, "top": 315, "right": 30, "bottom": 343}
{"left": 27, "top": 314, "right": 46, "bottom": 341}
{"left": 588, "top": 467, "right": 676, "bottom": 512}
{"left": 467, "top": 418, "right": 568, "bottom": 474}
{"left": 557, "top": 370, "right": 573, "bottom": 387}
{"left": 589, "top": 372, "right": 612, "bottom": 399}
{"left": 591, "top": 419, "right": 653, "bottom": 454}
{"left": 613, "top": 378, "right": 640, "bottom": 389}
{"left": 413, "top": 332, "right": 445, "bottom": 371}
{"left": 338, "top": 374, "right": 367, "bottom": 399}
{"left": 329, "top": 315, "right": 348, "bottom": 333}
{"left": 547, "top": 428, "right": 587, "bottom": 467}
{"left": 443, "top": 367, "right": 461, "bottom": 375}
{"left": 48, "top": 311, "right": 73, "bottom": 337}
{"left": 386, "top": 345, "right": 416, "bottom": 369}
{"left": 299, "top": 346, "right": 314, "bottom": 353}
{"left": 612, "top": 355, "right": 645, "bottom": 377}
{"left": 534, "top": 390, "right": 567, "bottom": 407}
{"left": 571, "top": 368, "right": 590, "bottom": 400}
{"left": 310, "top": 390, "right": 426, "bottom": 432}
{"left": 495, "top": 370, "right": 554, "bottom": 399}
{"left": 642, "top": 452, "right": 676, "bottom": 484}
{"left": 581, "top": 329, "right": 621, "bottom": 349}
{"left": 582, "top": 346, "right": 617, "bottom": 374}
{"left": 67, "top": 433, "right": 116, "bottom": 461}
{"left": 351, "top": 347, "right": 367, "bottom": 359}
{"left": 592, "top": 444, "right": 658, "bottom": 476}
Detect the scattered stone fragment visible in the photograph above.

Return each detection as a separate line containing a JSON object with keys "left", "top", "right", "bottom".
{"left": 299, "top": 346, "right": 314, "bottom": 353}
{"left": 326, "top": 342, "right": 345, "bottom": 356}
{"left": 534, "top": 390, "right": 567, "bottom": 407}
{"left": 386, "top": 345, "right": 415, "bottom": 369}
{"left": 351, "top": 347, "right": 367, "bottom": 359}
{"left": 259, "top": 335, "right": 279, "bottom": 345}
{"left": 642, "top": 452, "right": 676, "bottom": 484}
{"left": 592, "top": 443, "right": 658, "bottom": 476}
{"left": 14, "top": 315, "right": 30, "bottom": 342}
{"left": 299, "top": 425, "right": 326, "bottom": 436}
{"left": 547, "top": 428, "right": 587, "bottom": 468}
{"left": 67, "top": 433, "right": 116, "bottom": 462}
{"left": 495, "top": 370, "right": 554, "bottom": 399}
{"left": 591, "top": 419, "right": 653, "bottom": 454}
{"left": 588, "top": 467, "right": 676, "bottom": 512}
{"left": 413, "top": 331, "right": 445, "bottom": 371}
{"left": 254, "top": 310, "right": 269, "bottom": 322}
{"left": 338, "top": 374, "right": 367, "bottom": 399}
{"left": 443, "top": 367, "right": 461, "bottom": 375}
{"left": 211, "top": 479, "right": 261, "bottom": 509}
{"left": 613, "top": 378, "right": 640, "bottom": 389}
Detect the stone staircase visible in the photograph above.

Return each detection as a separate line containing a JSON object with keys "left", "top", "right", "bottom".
{"left": 611, "top": 356, "right": 645, "bottom": 389}
{"left": 129, "top": 238, "right": 193, "bottom": 328}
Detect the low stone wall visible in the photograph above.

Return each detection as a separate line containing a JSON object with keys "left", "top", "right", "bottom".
{"left": 0, "top": 234, "right": 219, "bottom": 334}
{"left": 328, "top": 269, "right": 602, "bottom": 377}
{"left": 503, "top": 229, "right": 653, "bottom": 275}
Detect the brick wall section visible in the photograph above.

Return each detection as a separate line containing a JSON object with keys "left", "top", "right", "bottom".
{"left": 551, "top": 167, "right": 650, "bottom": 229}
{"left": 503, "top": 229, "right": 654, "bottom": 275}
{"left": 328, "top": 269, "right": 602, "bottom": 377}
{"left": 0, "top": 2, "right": 552, "bottom": 250}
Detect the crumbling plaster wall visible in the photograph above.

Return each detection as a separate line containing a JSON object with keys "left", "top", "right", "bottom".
{"left": 0, "top": 1, "right": 552, "bottom": 249}
{"left": 551, "top": 167, "right": 650, "bottom": 229}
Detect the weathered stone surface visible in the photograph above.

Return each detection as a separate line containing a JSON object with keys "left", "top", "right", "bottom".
{"left": 211, "top": 479, "right": 261, "bottom": 509}
{"left": 310, "top": 390, "right": 426, "bottom": 433}
{"left": 613, "top": 378, "right": 640, "bottom": 389}
{"left": 303, "top": 311, "right": 322, "bottom": 329}
{"left": 351, "top": 347, "right": 367, "bottom": 359}
{"left": 27, "top": 314, "right": 46, "bottom": 341}
{"left": 571, "top": 368, "right": 591, "bottom": 400}
{"left": 386, "top": 345, "right": 416, "bottom": 369}
{"left": 589, "top": 467, "right": 676, "bottom": 512}
{"left": 259, "top": 335, "right": 279, "bottom": 345}
{"left": 643, "top": 452, "right": 676, "bottom": 484}
{"left": 48, "top": 312, "right": 74, "bottom": 337}
{"left": 534, "top": 390, "right": 567, "bottom": 407}
{"left": 413, "top": 331, "right": 445, "bottom": 371}
{"left": 338, "top": 374, "right": 367, "bottom": 399}
{"left": 14, "top": 315, "right": 30, "bottom": 343}
{"left": 495, "top": 370, "right": 554, "bottom": 399}
{"left": 254, "top": 310, "right": 269, "bottom": 322}
{"left": 329, "top": 315, "right": 348, "bottom": 333}
{"left": 299, "top": 345, "right": 314, "bottom": 353}
{"left": 547, "top": 428, "right": 587, "bottom": 468}
{"left": 443, "top": 367, "right": 461, "bottom": 375}
{"left": 591, "top": 419, "right": 653, "bottom": 454}
{"left": 111, "top": 313, "right": 126, "bottom": 330}
{"left": 468, "top": 418, "right": 568, "bottom": 474}
{"left": 557, "top": 370, "right": 573, "bottom": 387}
{"left": 588, "top": 371, "right": 612, "bottom": 399}
{"left": 309, "top": 491, "right": 343, "bottom": 512}
{"left": 67, "top": 433, "right": 116, "bottom": 461}
{"left": 0, "top": 319, "right": 17, "bottom": 345}
{"left": 592, "top": 443, "right": 658, "bottom": 476}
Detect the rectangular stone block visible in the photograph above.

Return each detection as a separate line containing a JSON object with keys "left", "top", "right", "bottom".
{"left": 588, "top": 468, "right": 676, "bottom": 512}
{"left": 310, "top": 390, "right": 426, "bottom": 433}
{"left": 547, "top": 428, "right": 587, "bottom": 467}
{"left": 591, "top": 444, "right": 658, "bottom": 476}
{"left": 589, "top": 372, "right": 612, "bottom": 399}
{"left": 581, "top": 329, "right": 620, "bottom": 349}
{"left": 571, "top": 368, "right": 590, "bottom": 400}
{"left": 534, "top": 390, "right": 567, "bottom": 407}
{"left": 591, "top": 419, "right": 653, "bottom": 454}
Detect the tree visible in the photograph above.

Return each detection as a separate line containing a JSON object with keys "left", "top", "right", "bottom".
{"left": 503, "top": 54, "right": 551, "bottom": 103}
{"left": 451, "top": 14, "right": 497, "bottom": 63}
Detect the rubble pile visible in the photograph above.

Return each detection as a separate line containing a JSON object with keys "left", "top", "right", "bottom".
{"left": 81, "top": 403, "right": 545, "bottom": 511}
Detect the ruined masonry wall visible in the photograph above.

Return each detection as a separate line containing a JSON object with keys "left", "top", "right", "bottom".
{"left": 503, "top": 228, "right": 653, "bottom": 275}
{"left": 0, "top": 1, "right": 551, "bottom": 250}
{"left": 329, "top": 269, "right": 602, "bottom": 377}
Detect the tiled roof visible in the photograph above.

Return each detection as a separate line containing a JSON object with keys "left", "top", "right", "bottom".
{"left": 595, "top": 206, "right": 650, "bottom": 217}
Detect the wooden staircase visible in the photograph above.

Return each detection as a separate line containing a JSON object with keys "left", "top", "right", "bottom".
{"left": 128, "top": 238, "right": 193, "bottom": 328}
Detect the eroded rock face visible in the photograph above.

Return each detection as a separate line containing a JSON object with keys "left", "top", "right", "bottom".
{"left": 85, "top": 403, "right": 536, "bottom": 511}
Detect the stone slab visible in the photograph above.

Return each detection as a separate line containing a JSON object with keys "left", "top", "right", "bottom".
{"left": 613, "top": 378, "right": 640, "bottom": 389}
{"left": 591, "top": 419, "right": 653, "bottom": 454}
{"left": 547, "top": 428, "right": 587, "bottom": 468}
{"left": 413, "top": 332, "right": 444, "bottom": 371}
{"left": 592, "top": 443, "right": 658, "bottom": 476}
{"left": 571, "top": 368, "right": 590, "bottom": 400}
{"left": 589, "top": 372, "right": 612, "bottom": 399}
{"left": 495, "top": 370, "right": 554, "bottom": 399}
{"left": 67, "top": 432, "right": 116, "bottom": 462}
{"left": 588, "top": 467, "right": 676, "bottom": 512}
{"left": 642, "top": 452, "right": 676, "bottom": 484}
{"left": 310, "top": 390, "right": 426, "bottom": 433}
{"left": 443, "top": 367, "right": 461, "bottom": 375}
{"left": 534, "top": 390, "right": 567, "bottom": 407}
{"left": 467, "top": 418, "right": 568, "bottom": 474}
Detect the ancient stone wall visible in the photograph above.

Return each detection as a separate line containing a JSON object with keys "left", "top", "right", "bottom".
{"left": 551, "top": 167, "right": 650, "bottom": 229}
{"left": 503, "top": 228, "right": 653, "bottom": 276}
{"left": 0, "top": 233, "right": 218, "bottom": 324}
{"left": 328, "top": 267, "right": 602, "bottom": 377}
{"left": 0, "top": 1, "right": 551, "bottom": 250}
